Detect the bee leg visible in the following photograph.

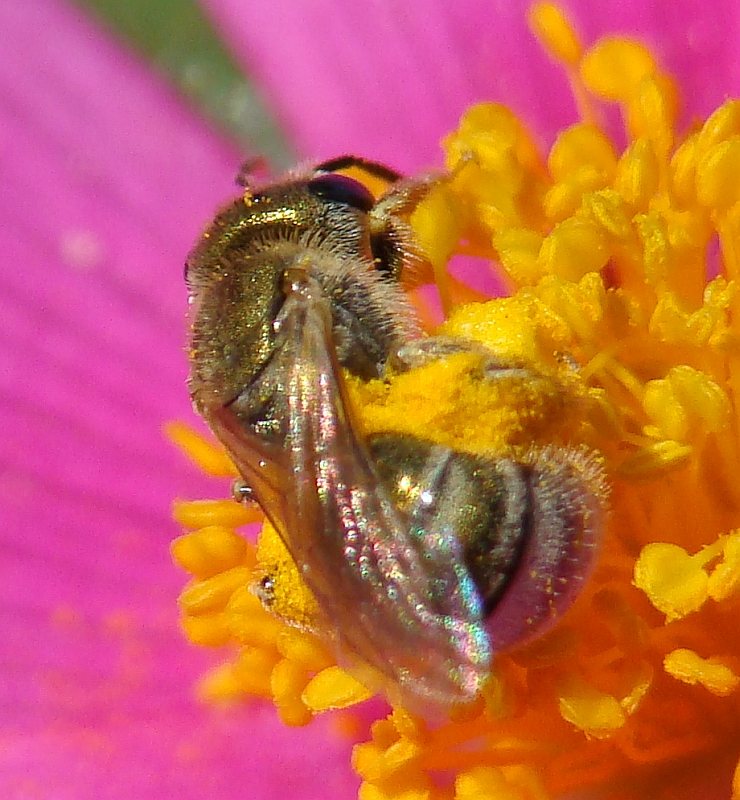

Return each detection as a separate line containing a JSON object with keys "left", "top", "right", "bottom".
{"left": 315, "top": 157, "right": 446, "bottom": 286}
{"left": 368, "top": 173, "right": 445, "bottom": 284}
{"left": 389, "top": 336, "right": 486, "bottom": 372}
{"left": 390, "top": 336, "right": 532, "bottom": 381}
{"left": 231, "top": 478, "right": 256, "bottom": 504}
{"left": 478, "top": 357, "right": 545, "bottom": 384}
{"left": 373, "top": 172, "right": 442, "bottom": 216}
{"left": 254, "top": 573, "right": 275, "bottom": 608}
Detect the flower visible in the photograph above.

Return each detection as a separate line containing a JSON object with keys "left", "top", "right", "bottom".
{"left": 172, "top": 3, "right": 740, "bottom": 799}
{"left": 4, "top": 1, "right": 739, "bottom": 799}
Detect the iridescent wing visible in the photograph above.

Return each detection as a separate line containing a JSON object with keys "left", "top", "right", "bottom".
{"left": 210, "top": 269, "right": 491, "bottom": 710}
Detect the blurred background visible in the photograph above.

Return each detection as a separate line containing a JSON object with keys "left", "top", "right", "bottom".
{"left": 74, "top": 0, "right": 294, "bottom": 166}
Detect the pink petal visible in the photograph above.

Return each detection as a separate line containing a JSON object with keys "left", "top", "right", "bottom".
{"left": 573, "top": 0, "right": 740, "bottom": 124}
{"left": 204, "top": 0, "right": 740, "bottom": 170}
{"left": 5, "top": 1, "right": 738, "bottom": 797}
{"left": 0, "top": 1, "right": 356, "bottom": 797}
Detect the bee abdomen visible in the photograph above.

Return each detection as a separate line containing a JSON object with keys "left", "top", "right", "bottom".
{"left": 484, "top": 446, "right": 607, "bottom": 650}
{"left": 367, "top": 434, "right": 607, "bottom": 652}
{"left": 367, "top": 434, "right": 530, "bottom": 614}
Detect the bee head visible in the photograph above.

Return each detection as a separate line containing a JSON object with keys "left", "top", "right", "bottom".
{"left": 185, "top": 160, "right": 425, "bottom": 411}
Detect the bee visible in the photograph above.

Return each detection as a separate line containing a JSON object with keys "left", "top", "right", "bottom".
{"left": 186, "top": 157, "right": 606, "bottom": 711}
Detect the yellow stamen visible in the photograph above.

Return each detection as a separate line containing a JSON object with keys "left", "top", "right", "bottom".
{"left": 170, "top": 525, "right": 250, "bottom": 579}
{"left": 664, "top": 649, "right": 740, "bottom": 697}
{"left": 634, "top": 542, "right": 711, "bottom": 621}
{"left": 527, "top": 3, "right": 582, "bottom": 67}
{"left": 303, "top": 667, "right": 374, "bottom": 712}
{"left": 165, "top": 421, "right": 238, "bottom": 477}
{"left": 528, "top": 2, "right": 594, "bottom": 124}
{"left": 173, "top": 498, "right": 262, "bottom": 529}
{"left": 579, "top": 37, "right": 657, "bottom": 102}
{"left": 178, "top": 566, "right": 254, "bottom": 616}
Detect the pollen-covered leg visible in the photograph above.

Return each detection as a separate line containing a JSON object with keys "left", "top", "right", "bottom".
{"left": 389, "top": 335, "right": 531, "bottom": 378}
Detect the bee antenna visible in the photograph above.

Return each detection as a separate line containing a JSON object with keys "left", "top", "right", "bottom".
{"left": 235, "top": 156, "right": 269, "bottom": 189}
{"left": 315, "top": 155, "right": 402, "bottom": 184}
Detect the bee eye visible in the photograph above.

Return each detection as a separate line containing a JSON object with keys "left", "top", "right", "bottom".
{"left": 307, "top": 173, "right": 375, "bottom": 213}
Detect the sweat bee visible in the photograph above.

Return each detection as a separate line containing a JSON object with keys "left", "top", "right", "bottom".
{"left": 186, "top": 157, "right": 606, "bottom": 711}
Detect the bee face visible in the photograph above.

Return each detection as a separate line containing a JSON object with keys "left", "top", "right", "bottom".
{"left": 186, "top": 157, "right": 607, "bottom": 712}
